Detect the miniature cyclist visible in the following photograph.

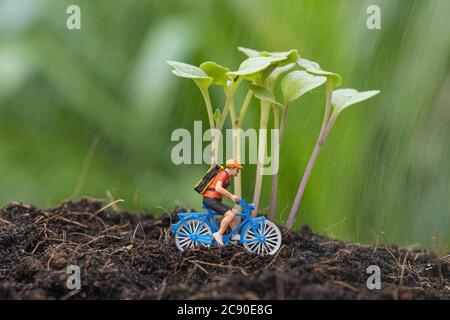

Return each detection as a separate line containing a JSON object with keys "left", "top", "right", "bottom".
{"left": 202, "top": 159, "right": 243, "bottom": 246}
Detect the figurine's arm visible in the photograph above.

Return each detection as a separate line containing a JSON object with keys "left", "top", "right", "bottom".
{"left": 215, "top": 181, "right": 239, "bottom": 202}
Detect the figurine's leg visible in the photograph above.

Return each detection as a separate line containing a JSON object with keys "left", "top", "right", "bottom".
{"left": 229, "top": 215, "right": 240, "bottom": 231}
{"left": 218, "top": 209, "right": 237, "bottom": 235}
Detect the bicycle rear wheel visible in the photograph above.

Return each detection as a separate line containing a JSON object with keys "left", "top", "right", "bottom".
{"left": 174, "top": 218, "right": 213, "bottom": 251}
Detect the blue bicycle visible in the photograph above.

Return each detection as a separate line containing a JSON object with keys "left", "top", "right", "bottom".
{"left": 171, "top": 199, "right": 282, "bottom": 255}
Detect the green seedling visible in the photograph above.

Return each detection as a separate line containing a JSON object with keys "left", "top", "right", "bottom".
{"left": 265, "top": 70, "right": 327, "bottom": 221}
{"left": 284, "top": 59, "right": 342, "bottom": 226}
{"left": 237, "top": 47, "right": 299, "bottom": 216}
{"left": 286, "top": 87, "right": 380, "bottom": 229}
{"left": 201, "top": 61, "right": 241, "bottom": 167}
{"left": 167, "top": 60, "right": 233, "bottom": 166}
{"left": 169, "top": 51, "right": 379, "bottom": 230}
{"left": 225, "top": 55, "right": 287, "bottom": 198}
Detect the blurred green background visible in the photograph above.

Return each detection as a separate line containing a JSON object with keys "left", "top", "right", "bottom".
{"left": 1, "top": 0, "right": 449, "bottom": 248}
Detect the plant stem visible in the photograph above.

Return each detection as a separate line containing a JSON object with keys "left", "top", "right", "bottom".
{"left": 269, "top": 104, "right": 289, "bottom": 221}
{"left": 286, "top": 84, "right": 333, "bottom": 229}
{"left": 210, "top": 130, "right": 220, "bottom": 166}
{"left": 279, "top": 104, "right": 289, "bottom": 143}
{"left": 217, "top": 78, "right": 241, "bottom": 131}
{"left": 208, "top": 79, "right": 242, "bottom": 166}
{"left": 229, "top": 100, "right": 242, "bottom": 199}
{"left": 198, "top": 87, "right": 220, "bottom": 166}
{"left": 232, "top": 123, "right": 242, "bottom": 198}
{"left": 238, "top": 89, "right": 253, "bottom": 127}
{"left": 323, "top": 111, "right": 338, "bottom": 140}
{"left": 199, "top": 87, "right": 215, "bottom": 130}
{"left": 252, "top": 100, "right": 271, "bottom": 216}
{"left": 234, "top": 89, "right": 253, "bottom": 198}
{"left": 227, "top": 89, "right": 253, "bottom": 198}
{"left": 269, "top": 108, "right": 281, "bottom": 221}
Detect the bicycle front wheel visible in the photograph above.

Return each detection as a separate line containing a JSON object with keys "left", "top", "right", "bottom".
{"left": 242, "top": 220, "right": 282, "bottom": 256}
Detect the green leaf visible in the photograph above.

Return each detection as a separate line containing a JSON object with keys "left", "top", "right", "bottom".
{"left": 283, "top": 49, "right": 300, "bottom": 65}
{"left": 167, "top": 60, "right": 210, "bottom": 79}
{"left": 213, "top": 108, "right": 222, "bottom": 126}
{"left": 331, "top": 88, "right": 380, "bottom": 114}
{"left": 238, "top": 47, "right": 299, "bottom": 63}
{"left": 297, "top": 58, "right": 321, "bottom": 71}
{"left": 260, "top": 49, "right": 300, "bottom": 85}
{"left": 167, "top": 60, "right": 212, "bottom": 88}
{"left": 235, "top": 48, "right": 300, "bottom": 84}
{"left": 298, "top": 58, "right": 342, "bottom": 87}
{"left": 227, "top": 56, "right": 287, "bottom": 82}
{"left": 200, "top": 61, "right": 230, "bottom": 87}
{"left": 269, "top": 63, "right": 295, "bottom": 79}
{"left": 238, "top": 46, "right": 261, "bottom": 58}
{"left": 228, "top": 56, "right": 284, "bottom": 76}
{"left": 261, "top": 49, "right": 299, "bottom": 65}
{"left": 281, "top": 70, "right": 327, "bottom": 104}
{"left": 250, "top": 84, "right": 282, "bottom": 107}
{"left": 267, "top": 63, "right": 295, "bottom": 89}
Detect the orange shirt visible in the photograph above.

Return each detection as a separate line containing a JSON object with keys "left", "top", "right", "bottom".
{"left": 203, "top": 170, "right": 230, "bottom": 199}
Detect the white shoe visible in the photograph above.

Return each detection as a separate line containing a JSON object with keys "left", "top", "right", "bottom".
{"left": 213, "top": 232, "right": 224, "bottom": 246}
{"left": 231, "top": 234, "right": 240, "bottom": 242}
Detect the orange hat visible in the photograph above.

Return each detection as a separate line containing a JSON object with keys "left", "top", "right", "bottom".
{"left": 226, "top": 159, "right": 243, "bottom": 170}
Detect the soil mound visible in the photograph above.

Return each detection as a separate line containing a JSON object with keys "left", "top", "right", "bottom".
{"left": 0, "top": 199, "right": 448, "bottom": 299}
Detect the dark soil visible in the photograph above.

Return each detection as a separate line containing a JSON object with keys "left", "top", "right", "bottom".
{"left": 0, "top": 199, "right": 448, "bottom": 300}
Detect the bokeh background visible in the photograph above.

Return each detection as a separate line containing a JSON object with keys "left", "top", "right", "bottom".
{"left": 0, "top": 0, "right": 449, "bottom": 248}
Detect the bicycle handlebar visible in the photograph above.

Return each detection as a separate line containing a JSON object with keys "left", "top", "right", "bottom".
{"left": 235, "top": 199, "right": 255, "bottom": 213}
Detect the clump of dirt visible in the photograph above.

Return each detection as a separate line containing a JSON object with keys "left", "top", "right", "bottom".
{"left": 0, "top": 199, "right": 448, "bottom": 300}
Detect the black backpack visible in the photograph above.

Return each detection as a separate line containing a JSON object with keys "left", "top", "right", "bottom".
{"left": 194, "top": 165, "right": 223, "bottom": 195}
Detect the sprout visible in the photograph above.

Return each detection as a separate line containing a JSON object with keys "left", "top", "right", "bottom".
{"left": 227, "top": 55, "right": 288, "bottom": 82}
{"left": 235, "top": 47, "right": 299, "bottom": 216}
{"left": 167, "top": 60, "right": 231, "bottom": 165}
{"left": 222, "top": 55, "right": 285, "bottom": 199}
{"left": 286, "top": 87, "right": 380, "bottom": 229}
{"left": 200, "top": 61, "right": 230, "bottom": 87}
{"left": 238, "top": 46, "right": 261, "bottom": 58}
{"left": 330, "top": 89, "right": 381, "bottom": 115}
{"left": 250, "top": 84, "right": 282, "bottom": 107}
{"left": 168, "top": 50, "right": 380, "bottom": 230}
{"left": 267, "top": 70, "right": 327, "bottom": 221}
{"left": 281, "top": 70, "right": 328, "bottom": 104}
{"left": 167, "top": 60, "right": 213, "bottom": 88}
{"left": 298, "top": 58, "right": 342, "bottom": 87}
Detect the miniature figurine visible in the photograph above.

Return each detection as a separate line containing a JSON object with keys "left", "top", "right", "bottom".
{"left": 202, "top": 159, "right": 243, "bottom": 246}
{"left": 172, "top": 159, "right": 282, "bottom": 256}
